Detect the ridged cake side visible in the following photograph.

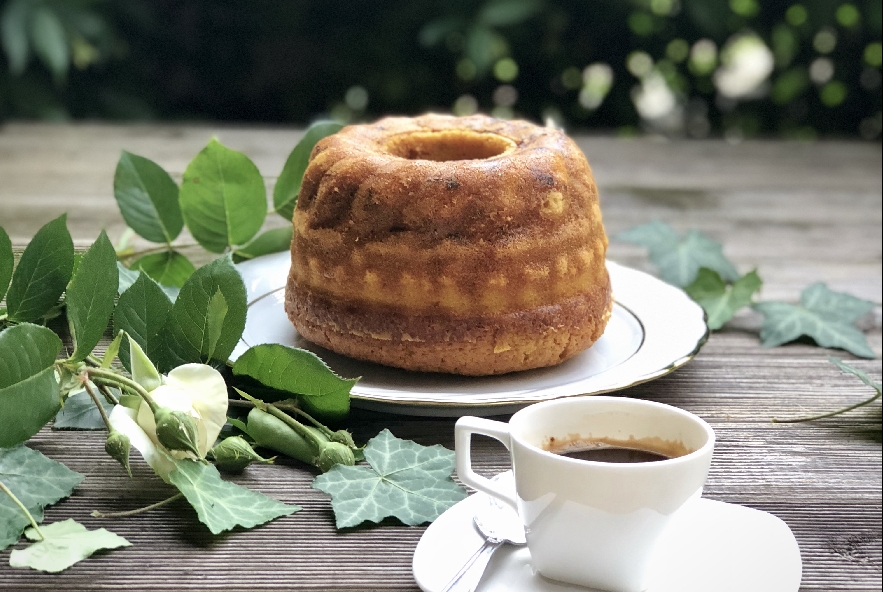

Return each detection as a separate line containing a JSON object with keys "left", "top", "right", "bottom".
{"left": 286, "top": 114, "right": 612, "bottom": 375}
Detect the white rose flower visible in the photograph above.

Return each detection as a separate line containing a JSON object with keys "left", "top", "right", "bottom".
{"left": 108, "top": 364, "right": 228, "bottom": 482}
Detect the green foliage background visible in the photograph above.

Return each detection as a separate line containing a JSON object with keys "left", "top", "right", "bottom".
{"left": 0, "top": 0, "right": 880, "bottom": 139}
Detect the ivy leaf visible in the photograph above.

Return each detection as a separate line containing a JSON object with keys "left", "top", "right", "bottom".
{"left": 312, "top": 429, "right": 467, "bottom": 528}
{"left": 164, "top": 255, "right": 247, "bottom": 369}
{"left": 0, "top": 226, "right": 12, "bottom": 303}
{"left": 232, "top": 344, "right": 355, "bottom": 420}
{"left": 773, "top": 357, "right": 881, "bottom": 423}
{"left": 753, "top": 283, "right": 876, "bottom": 358}
{"left": 273, "top": 121, "right": 343, "bottom": 221}
{"left": 130, "top": 250, "right": 195, "bottom": 288}
{"left": 113, "top": 151, "right": 183, "bottom": 244}
{"left": 798, "top": 282, "right": 876, "bottom": 325}
{"left": 113, "top": 272, "right": 173, "bottom": 372}
{"left": 617, "top": 221, "right": 739, "bottom": 287}
{"left": 0, "top": 445, "right": 84, "bottom": 551}
{"left": 685, "top": 268, "right": 763, "bottom": 330}
{"left": 9, "top": 519, "right": 131, "bottom": 572}
{"left": 53, "top": 390, "right": 116, "bottom": 430}
{"left": 179, "top": 138, "right": 267, "bottom": 253}
{"left": 0, "top": 324, "right": 63, "bottom": 448}
{"left": 830, "top": 357, "right": 881, "bottom": 395}
{"left": 66, "top": 231, "right": 118, "bottom": 362}
{"left": 5, "top": 214, "right": 73, "bottom": 323}
{"left": 232, "top": 226, "right": 293, "bottom": 263}
{"left": 168, "top": 459, "right": 298, "bottom": 534}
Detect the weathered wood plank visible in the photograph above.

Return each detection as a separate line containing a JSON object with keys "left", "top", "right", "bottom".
{"left": 0, "top": 124, "right": 880, "bottom": 591}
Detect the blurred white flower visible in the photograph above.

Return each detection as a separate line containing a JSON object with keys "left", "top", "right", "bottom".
{"left": 689, "top": 39, "right": 718, "bottom": 75}
{"left": 714, "top": 34, "right": 774, "bottom": 99}
{"left": 452, "top": 94, "right": 478, "bottom": 116}
{"left": 579, "top": 63, "right": 614, "bottom": 110}
{"left": 108, "top": 364, "right": 228, "bottom": 482}
{"left": 344, "top": 85, "right": 369, "bottom": 111}
{"left": 627, "top": 51, "right": 654, "bottom": 78}
{"left": 632, "top": 70, "right": 678, "bottom": 120}
{"left": 809, "top": 58, "right": 835, "bottom": 85}
{"left": 493, "top": 84, "right": 518, "bottom": 107}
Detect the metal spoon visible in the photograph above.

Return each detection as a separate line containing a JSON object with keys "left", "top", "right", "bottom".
{"left": 441, "top": 489, "right": 527, "bottom": 592}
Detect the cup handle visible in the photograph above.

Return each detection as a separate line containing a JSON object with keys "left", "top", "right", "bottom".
{"left": 455, "top": 416, "right": 518, "bottom": 511}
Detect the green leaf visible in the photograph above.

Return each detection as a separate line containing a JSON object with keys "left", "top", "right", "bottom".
{"left": 113, "top": 150, "right": 184, "bottom": 243}
{"left": 273, "top": 122, "right": 343, "bottom": 220}
{"left": 168, "top": 459, "right": 298, "bottom": 534}
{"left": 53, "top": 390, "right": 115, "bottom": 430}
{"left": 6, "top": 214, "right": 73, "bottom": 323}
{"left": 130, "top": 250, "right": 195, "bottom": 288}
{"left": 164, "top": 255, "right": 247, "bottom": 369}
{"left": 29, "top": 7, "right": 68, "bottom": 83}
{"left": 0, "top": 445, "right": 84, "bottom": 551}
{"left": 9, "top": 519, "right": 131, "bottom": 572}
{"left": 799, "top": 282, "right": 875, "bottom": 325}
{"left": 0, "top": 226, "right": 12, "bottom": 303}
{"left": 753, "top": 283, "right": 876, "bottom": 358}
{"left": 101, "top": 331, "right": 123, "bottom": 368}
{"left": 118, "top": 262, "right": 178, "bottom": 301}
{"left": 829, "top": 357, "right": 881, "bottom": 395}
{"left": 113, "top": 272, "right": 173, "bottom": 372}
{"left": 233, "top": 344, "right": 356, "bottom": 420}
{"left": 478, "top": 0, "right": 542, "bottom": 27}
{"left": 204, "top": 288, "right": 228, "bottom": 361}
{"left": 0, "top": 324, "right": 63, "bottom": 448}
{"left": 113, "top": 151, "right": 183, "bottom": 244}
{"left": 617, "top": 221, "right": 740, "bottom": 287}
{"left": 418, "top": 17, "right": 462, "bottom": 47}
{"left": 685, "top": 268, "right": 763, "bottom": 330}
{"left": 312, "top": 429, "right": 467, "bottom": 528}
{"left": 66, "top": 231, "right": 118, "bottom": 362}
{"left": 179, "top": 138, "right": 267, "bottom": 253}
{"left": 1, "top": 0, "right": 31, "bottom": 74}
{"left": 226, "top": 417, "right": 249, "bottom": 434}
{"left": 232, "top": 226, "right": 293, "bottom": 262}
{"left": 117, "top": 261, "right": 140, "bottom": 294}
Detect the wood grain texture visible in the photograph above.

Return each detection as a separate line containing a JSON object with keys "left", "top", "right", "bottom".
{"left": 0, "top": 124, "right": 880, "bottom": 591}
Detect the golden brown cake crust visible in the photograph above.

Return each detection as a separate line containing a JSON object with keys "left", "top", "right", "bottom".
{"left": 286, "top": 113, "right": 612, "bottom": 375}
{"left": 286, "top": 276, "right": 612, "bottom": 375}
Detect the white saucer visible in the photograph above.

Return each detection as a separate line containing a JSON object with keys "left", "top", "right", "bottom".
{"left": 413, "top": 473, "right": 802, "bottom": 592}
{"left": 230, "top": 253, "right": 708, "bottom": 417}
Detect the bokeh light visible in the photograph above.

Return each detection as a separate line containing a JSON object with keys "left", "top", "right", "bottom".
{"left": 0, "top": 0, "right": 877, "bottom": 139}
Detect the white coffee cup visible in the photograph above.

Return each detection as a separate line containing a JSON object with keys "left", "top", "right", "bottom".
{"left": 455, "top": 396, "right": 715, "bottom": 592}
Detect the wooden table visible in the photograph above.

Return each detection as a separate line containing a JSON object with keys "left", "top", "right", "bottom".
{"left": 1, "top": 124, "right": 880, "bottom": 591}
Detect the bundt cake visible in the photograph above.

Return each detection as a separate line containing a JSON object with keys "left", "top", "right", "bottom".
{"left": 284, "top": 113, "right": 612, "bottom": 375}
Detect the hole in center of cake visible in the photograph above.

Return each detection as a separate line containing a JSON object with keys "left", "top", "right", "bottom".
{"left": 384, "top": 130, "right": 516, "bottom": 161}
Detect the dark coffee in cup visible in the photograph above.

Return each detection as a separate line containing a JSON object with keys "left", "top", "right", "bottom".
{"left": 560, "top": 446, "right": 669, "bottom": 463}
{"left": 543, "top": 435, "right": 691, "bottom": 464}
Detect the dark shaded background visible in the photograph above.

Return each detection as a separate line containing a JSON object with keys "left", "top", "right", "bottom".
{"left": 1, "top": 0, "right": 880, "bottom": 139}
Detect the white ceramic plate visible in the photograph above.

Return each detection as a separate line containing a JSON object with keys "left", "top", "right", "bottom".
{"left": 412, "top": 473, "right": 802, "bottom": 592}
{"left": 230, "top": 252, "right": 707, "bottom": 417}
